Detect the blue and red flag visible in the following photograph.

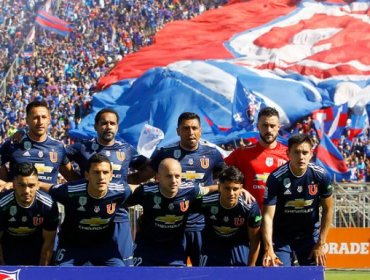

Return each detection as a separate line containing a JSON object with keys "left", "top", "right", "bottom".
{"left": 70, "top": 0, "right": 369, "bottom": 182}
{"left": 35, "top": 10, "right": 72, "bottom": 36}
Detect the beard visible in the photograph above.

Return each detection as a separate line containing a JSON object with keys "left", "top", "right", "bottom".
{"left": 260, "top": 132, "right": 278, "bottom": 145}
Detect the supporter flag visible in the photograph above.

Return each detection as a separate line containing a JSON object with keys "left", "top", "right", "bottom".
{"left": 70, "top": 0, "right": 369, "bottom": 183}
{"left": 312, "top": 104, "right": 348, "bottom": 146}
{"left": 35, "top": 10, "right": 72, "bottom": 36}
{"left": 22, "top": 46, "right": 33, "bottom": 58}
{"left": 348, "top": 109, "right": 369, "bottom": 142}
{"left": 137, "top": 124, "right": 164, "bottom": 158}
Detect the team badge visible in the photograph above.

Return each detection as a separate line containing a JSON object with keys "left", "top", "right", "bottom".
{"left": 210, "top": 206, "right": 219, "bottom": 215}
{"left": 116, "top": 151, "right": 126, "bottom": 161}
{"left": 49, "top": 150, "right": 58, "bottom": 163}
{"left": 105, "top": 151, "right": 111, "bottom": 157}
{"left": 174, "top": 150, "right": 181, "bottom": 159}
{"left": 9, "top": 206, "right": 17, "bottom": 216}
{"left": 188, "top": 158, "right": 194, "bottom": 165}
{"left": 309, "top": 184, "right": 318, "bottom": 196}
{"left": 265, "top": 157, "right": 273, "bottom": 167}
{"left": 24, "top": 141, "right": 32, "bottom": 150}
{"left": 106, "top": 203, "right": 117, "bottom": 214}
{"left": 33, "top": 216, "right": 44, "bottom": 226}
{"left": 234, "top": 217, "right": 245, "bottom": 227}
{"left": 21, "top": 216, "right": 27, "bottom": 222}
{"left": 297, "top": 185, "right": 303, "bottom": 193}
{"left": 168, "top": 203, "right": 174, "bottom": 210}
{"left": 180, "top": 200, "right": 189, "bottom": 212}
{"left": 38, "top": 151, "right": 44, "bottom": 158}
{"left": 153, "top": 196, "right": 162, "bottom": 209}
{"left": 0, "top": 269, "right": 20, "bottom": 280}
{"left": 78, "top": 197, "right": 87, "bottom": 211}
{"left": 94, "top": 206, "right": 100, "bottom": 213}
{"left": 200, "top": 157, "right": 209, "bottom": 169}
{"left": 283, "top": 178, "right": 291, "bottom": 189}
{"left": 92, "top": 143, "right": 99, "bottom": 151}
{"left": 223, "top": 216, "right": 229, "bottom": 222}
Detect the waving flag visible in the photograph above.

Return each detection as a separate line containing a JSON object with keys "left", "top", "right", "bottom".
{"left": 35, "top": 10, "right": 72, "bottom": 36}
{"left": 70, "top": 0, "right": 370, "bottom": 182}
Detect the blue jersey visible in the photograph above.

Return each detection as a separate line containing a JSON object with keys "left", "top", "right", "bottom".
{"left": 197, "top": 193, "right": 261, "bottom": 244}
{"left": 150, "top": 141, "right": 224, "bottom": 185}
{"left": 49, "top": 180, "right": 131, "bottom": 247}
{"left": 0, "top": 190, "right": 59, "bottom": 265}
{"left": 66, "top": 138, "right": 138, "bottom": 184}
{"left": 0, "top": 135, "right": 70, "bottom": 184}
{"left": 264, "top": 162, "right": 333, "bottom": 239}
{"left": 131, "top": 181, "right": 202, "bottom": 244}
{"left": 194, "top": 193, "right": 261, "bottom": 266}
{"left": 130, "top": 181, "right": 204, "bottom": 266}
{"left": 150, "top": 141, "right": 224, "bottom": 231}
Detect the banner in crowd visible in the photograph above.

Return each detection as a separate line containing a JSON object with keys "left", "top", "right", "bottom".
{"left": 70, "top": 0, "right": 370, "bottom": 180}
{"left": 35, "top": 10, "right": 72, "bottom": 36}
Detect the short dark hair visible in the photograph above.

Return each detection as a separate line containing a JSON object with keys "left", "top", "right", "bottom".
{"left": 26, "top": 100, "right": 49, "bottom": 116}
{"left": 87, "top": 153, "right": 112, "bottom": 171}
{"left": 94, "top": 108, "right": 119, "bottom": 125}
{"left": 218, "top": 166, "right": 244, "bottom": 184}
{"left": 288, "top": 134, "right": 313, "bottom": 150}
{"left": 257, "top": 107, "right": 279, "bottom": 121}
{"left": 13, "top": 163, "right": 38, "bottom": 178}
{"left": 177, "top": 112, "right": 200, "bottom": 127}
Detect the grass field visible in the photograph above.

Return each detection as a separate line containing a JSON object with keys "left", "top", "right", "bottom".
{"left": 325, "top": 270, "right": 370, "bottom": 280}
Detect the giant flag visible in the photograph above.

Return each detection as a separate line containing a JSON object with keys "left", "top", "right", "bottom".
{"left": 70, "top": 0, "right": 370, "bottom": 180}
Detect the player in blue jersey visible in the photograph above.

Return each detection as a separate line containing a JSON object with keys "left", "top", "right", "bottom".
{"left": 135, "top": 112, "right": 225, "bottom": 265}
{"left": 128, "top": 158, "right": 212, "bottom": 267}
{"left": 46, "top": 154, "right": 132, "bottom": 266}
{"left": 0, "top": 100, "right": 77, "bottom": 187}
{"left": 194, "top": 166, "right": 261, "bottom": 266}
{"left": 66, "top": 108, "right": 146, "bottom": 266}
{"left": 0, "top": 163, "right": 59, "bottom": 265}
{"left": 262, "top": 134, "right": 334, "bottom": 267}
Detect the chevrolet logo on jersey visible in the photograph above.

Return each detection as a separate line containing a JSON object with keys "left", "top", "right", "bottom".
{"left": 213, "top": 226, "right": 238, "bottom": 236}
{"left": 34, "top": 163, "right": 53, "bottom": 174}
{"left": 155, "top": 215, "right": 183, "bottom": 224}
{"left": 8, "top": 227, "right": 35, "bottom": 235}
{"left": 285, "top": 199, "right": 314, "bottom": 209}
{"left": 182, "top": 171, "right": 204, "bottom": 180}
{"left": 254, "top": 173, "right": 270, "bottom": 183}
{"left": 80, "top": 217, "right": 111, "bottom": 226}
{"left": 112, "top": 163, "right": 122, "bottom": 171}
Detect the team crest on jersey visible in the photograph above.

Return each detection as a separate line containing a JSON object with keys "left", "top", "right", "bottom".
{"left": 94, "top": 206, "right": 100, "bottom": 213}
{"left": 33, "top": 216, "right": 44, "bottom": 226}
{"left": 180, "top": 200, "right": 190, "bottom": 212}
{"left": 211, "top": 206, "right": 219, "bottom": 215}
{"left": 174, "top": 150, "right": 181, "bottom": 159}
{"left": 308, "top": 184, "right": 318, "bottom": 196}
{"left": 22, "top": 216, "right": 27, "bottom": 222}
{"left": 92, "top": 143, "right": 99, "bottom": 151}
{"left": 49, "top": 151, "right": 58, "bottom": 163}
{"left": 38, "top": 151, "right": 44, "bottom": 158}
{"left": 283, "top": 178, "right": 291, "bottom": 189}
{"left": 168, "top": 203, "right": 174, "bottom": 210}
{"left": 106, "top": 203, "right": 117, "bottom": 214}
{"left": 24, "top": 141, "right": 32, "bottom": 150}
{"left": 223, "top": 216, "right": 229, "bottom": 222}
{"left": 9, "top": 206, "right": 17, "bottom": 216}
{"left": 105, "top": 151, "right": 111, "bottom": 157}
{"left": 200, "top": 157, "right": 209, "bottom": 169}
{"left": 153, "top": 196, "right": 162, "bottom": 209}
{"left": 297, "top": 186, "right": 303, "bottom": 193}
{"left": 78, "top": 197, "right": 87, "bottom": 211}
{"left": 188, "top": 158, "right": 194, "bottom": 165}
{"left": 234, "top": 217, "right": 245, "bottom": 227}
{"left": 116, "top": 151, "right": 125, "bottom": 161}
{"left": 265, "top": 157, "right": 273, "bottom": 167}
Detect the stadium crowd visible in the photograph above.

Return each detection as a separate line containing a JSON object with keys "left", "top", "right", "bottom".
{"left": 0, "top": 0, "right": 227, "bottom": 144}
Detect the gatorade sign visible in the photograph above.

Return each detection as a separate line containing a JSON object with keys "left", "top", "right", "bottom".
{"left": 326, "top": 228, "right": 370, "bottom": 268}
